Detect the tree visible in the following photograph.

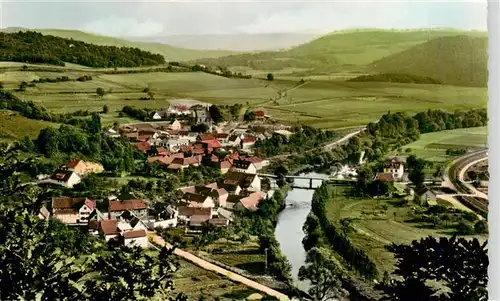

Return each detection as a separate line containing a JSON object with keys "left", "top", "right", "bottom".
{"left": 298, "top": 247, "right": 349, "bottom": 301}
{"left": 0, "top": 205, "right": 187, "bottom": 301}
{"left": 20, "top": 136, "right": 36, "bottom": 152}
{"left": 378, "top": 235, "right": 488, "bottom": 301}
{"left": 243, "top": 110, "right": 256, "bottom": 121}
{"left": 456, "top": 219, "right": 475, "bottom": 235}
{"left": 147, "top": 91, "right": 155, "bottom": 100}
{"left": 191, "top": 123, "right": 209, "bottom": 133}
{"left": 19, "top": 81, "right": 28, "bottom": 91}
{"left": 407, "top": 155, "right": 426, "bottom": 189}
{"left": 0, "top": 81, "right": 3, "bottom": 89}
{"left": 96, "top": 87, "right": 106, "bottom": 97}
{"left": 102, "top": 104, "right": 109, "bottom": 114}
{"left": 474, "top": 220, "right": 488, "bottom": 234}
{"left": 267, "top": 73, "right": 274, "bottom": 81}
{"left": 209, "top": 105, "right": 224, "bottom": 124}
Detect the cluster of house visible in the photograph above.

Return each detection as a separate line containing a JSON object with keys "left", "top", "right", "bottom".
{"left": 38, "top": 169, "right": 269, "bottom": 248}
{"left": 37, "top": 159, "right": 104, "bottom": 188}
{"left": 120, "top": 116, "right": 274, "bottom": 173}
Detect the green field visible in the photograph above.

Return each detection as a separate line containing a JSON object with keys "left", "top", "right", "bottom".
{"left": 402, "top": 127, "right": 488, "bottom": 161}
{"left": 0, "top": 111, "right": 59, "bottom": 141}
{"left": 6, "top": 68, "right": 487, "bottom": 130}
{"left": 324, "top": 189, "right": 488, "bottom": 275}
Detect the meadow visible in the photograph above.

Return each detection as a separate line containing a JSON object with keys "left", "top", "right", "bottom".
{"left": 402, "top": 126, "right": 488, "bottom": 161}
{"left": 324, "top": 188, "right": 488, "bottom": 275}
{"left": 0, "top": 111, "right": 59, "bottom": 141}
{"left": 3, "top": 65, "right": 488, "bottom": 133}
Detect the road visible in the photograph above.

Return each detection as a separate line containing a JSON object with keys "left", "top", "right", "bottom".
{"left": 269, "top": 127, "right": 366, "bottom": 161}
{"left": 148, "top": 232, "right": 291, "bottom": 301}
{"left": 440, "top": 149, "right": 488, "bottom": 215}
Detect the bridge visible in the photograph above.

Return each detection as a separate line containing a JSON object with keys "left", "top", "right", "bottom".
{"left": 258, "top": 173, "right": 356, "bottom": 189}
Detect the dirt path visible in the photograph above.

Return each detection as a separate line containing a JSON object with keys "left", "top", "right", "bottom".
{"left": 149, "top": 232, "right": 291, "bottom": 301}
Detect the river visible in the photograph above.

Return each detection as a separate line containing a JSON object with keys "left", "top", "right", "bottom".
{"left": 274, "top": 172, "right": 330, "bottom": 291}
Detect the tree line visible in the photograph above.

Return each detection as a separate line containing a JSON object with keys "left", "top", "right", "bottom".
{"left": 0, "top": 31, "right": 166, "bottom": 67}
{"left": 347, "top": 73, "right": 442, "bottom": 85}
{"left": 254, "top": 126, "right": 338, "bottom": 157}
{"left": 307, "top": 184, "right": 379, "bottom": 279}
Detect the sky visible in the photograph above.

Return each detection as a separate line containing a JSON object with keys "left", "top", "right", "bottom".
{"left": 0, "top": 0, "right": 488, "bottom": 37}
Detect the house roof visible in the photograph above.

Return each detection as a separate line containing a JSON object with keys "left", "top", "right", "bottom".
{"left": 148, "top": 156, "right": 174, "bottom": 165}
{"left": 39, "top": 206, "right": 50, "bottom": 219}
{"left": 255, "top": 110, "right": 265, "bottom": 117}
{"left": 131, "top": 141, "right": 151, "bottom": 152}
{"left": 202, "top": 139, "right": 222, "bottom": 149}
{"left": 232, "top": 159, "right": 253, "bottom": 170}
{"left": 238, "top": 192, "right": 263, "bottom": 211}
{"left": 224, "top": 171, "right": 258, "bottom": 189}
{"left": 205, "top": 182, "right": 218, "bottom": 189}
{"left": 209, "top": 218, "right": 230, "bottom": 227}
{"left": 245, "top": 157, "right": 264, "bottom": 164}
{"left": 109, "top": 199, "right": 147, "bottom": 212}
{"left": 216, "top": 208, "right": 233, "bottom": 221}
{"left": 123, "top": 229, "right": 147, "bottom": 239}
{"left": 178, "top": 206, "right": 211, "bottom": 217}
{"left": 189, "top": 214, "right": 212, "bottom": 226}
{"left": 183, "top": 192, "right": 210, "bottom": 203}
{"left": 65, "top": 159, "right": 82, "bottom": 169}
{"left": 374, "top": 173, "right": 395, "bottom": 182}
{"left": 99, "top": 220, "right": 120, "bottom": 236}
{"left": 219, "top": 160, "right": 232, "bottom": 169}
{"left": 50, "top": 171, "right": 77, "bottom": 182}
{"left": 52, "top": 197, "right": 94, "bottom": 211}
{"left": 242, "top": 136, "right": 256, "bottom": 143}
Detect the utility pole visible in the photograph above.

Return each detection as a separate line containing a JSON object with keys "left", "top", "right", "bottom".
{"left": 264, "top": 248, "right": 268, "bottom": 272}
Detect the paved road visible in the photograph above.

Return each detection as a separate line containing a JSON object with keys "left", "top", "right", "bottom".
{"left": 148, "top": 232, "right": 291, "bottom": 301}
{"left": 457, "top": 156, "right": 488, "bottom": 200}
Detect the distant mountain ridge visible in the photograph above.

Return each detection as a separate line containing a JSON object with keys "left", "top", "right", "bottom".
{"left": 123, "top": 33, "right": 323, "bottom": 51}
{"left": 0, "top": 28, "right": 239, "bottom": 61}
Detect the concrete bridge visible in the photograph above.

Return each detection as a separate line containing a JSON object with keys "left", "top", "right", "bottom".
{"left": 258, "top": 173, "right": 356, "bottom": 189}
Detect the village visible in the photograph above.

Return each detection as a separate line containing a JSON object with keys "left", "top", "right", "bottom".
{"left": 31, "top": 102, "right": 453, "bottom": 251}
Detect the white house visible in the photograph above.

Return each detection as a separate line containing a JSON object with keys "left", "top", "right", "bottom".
{"left": 123, "top": 230, "right": 149, "bottom": 248}
{"left": 383, "top": 158, "right": 405, "bottom": 181}
{"left": 230, "top": 160, "right": 257, "bottom": 174}
{"left": 42, "top": 171, "right": 81, "bottom": 188}
{"left": 151, "top": 112, "right": 162, "bottom": 120}
{"left": 223, "top": 171, "right": 261, "bottom": 193}
{"left": 51, "top": 197, "right": 95, "bottom": 225}
{"left": 104, "top": 128, "right": 121, "bottom": 138}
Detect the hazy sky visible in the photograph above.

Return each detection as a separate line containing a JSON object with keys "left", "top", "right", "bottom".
{"left": 0, "top": 0, "right": 488, "bottom": 37}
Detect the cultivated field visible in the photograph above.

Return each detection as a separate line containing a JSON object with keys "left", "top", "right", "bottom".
{"left": 0, "top": 111, "right": 59, "bottom": 141}
{"left": 324, "top": 188, "right": 488, "bottom": 275}
{"left": 5, "top": 65, "right": 488, "bottom": 130}
{"left": 402, "top": 127, "right": 488, "bottom": 161}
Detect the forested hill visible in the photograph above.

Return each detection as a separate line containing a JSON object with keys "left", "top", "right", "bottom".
{"left": 370, "top": 35, "right": 488, "bottom": 87}
{"left": 0, "top": 31, "right": 166, "bottom": 68}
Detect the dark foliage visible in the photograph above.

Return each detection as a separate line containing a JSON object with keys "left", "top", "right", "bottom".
{"left": 378, "top": 235, "right": 488, "bottom": 301}
{"left": 347, "top": 73, "right": 441, "bottom": 84}
{"left": 0, "top": 31, "right": 165, "bottom": 67}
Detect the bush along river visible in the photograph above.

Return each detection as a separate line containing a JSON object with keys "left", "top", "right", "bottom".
{"left": 274, "top": 172, "right": 330, "bottom": 291}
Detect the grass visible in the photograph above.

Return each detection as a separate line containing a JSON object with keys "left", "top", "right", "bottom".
{"left": 173, "top": 258, "right": 255, "bottom": 300}
{"left": 324, "top": 188, "right": 488, "bottom": 275}
{"left": 0, "top": 110, "right": 59, "bottom": 141}
{"left": 1, "top": 28, "right": 239, "bottom": 61}
{"left": 402, "top": 127, "right": 488, "bottom": 161}
{"left": 6, "top": 65, "right": 487, "bottom": 130}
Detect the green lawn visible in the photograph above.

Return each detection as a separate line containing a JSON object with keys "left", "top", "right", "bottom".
{"left": 324, "top": 188, "right": 488, "bottom": 275}
{"left": 402, "top": 127, "right": 488, "bottom": 161}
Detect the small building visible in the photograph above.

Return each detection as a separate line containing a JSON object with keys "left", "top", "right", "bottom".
{"left": 217, "top": 160, "right": 232, "bottom": 174}
{"left": 131, "top": 141, "right": 151, "bottom": 153}
{"left": 374, "top": 172, "right": 395, "bottom": 183}
{"left": 151, "top": 112, "right": 162, "bottom": 120}
{"left": 98, "top": 220, "right": 121, "bottom": 242}
{"left": 65, "top": 159, "right": 104, "bottom": 177}
{"left": 234, "top": 192, "right": 264, "bottom": 212}
{"left": 51, "top": 197, "right": 95, "bottom": 225}
{"left": 383, "top": 157, "right": 405, "bottom": 181}
{"left": 44, "top": 171, "right": 81, "bottom": 188}
{"left": 168, "top": 156, "right": 202, "bottom": 170}
{"left": 169, "top": 119, "right": 182, "bottom": 131}
{"left": 177, "top": 207, "right": 212, "bottom": 223}
{"left": 108, "top": 199, "right": 148, "bottom": 220}
{"left": 182, "top": 192, "right": 215, "bottom": 208}
{"left": 231, "top": 160, "right": 257, "bottom": 174}
{"left": 38, "top": 205, "right": 50, "bottom": 220}
{"left": 417, "top": 188, "right": 438, "bottom": 206}
{"left": 123, "top": 229, "right": 149, "bottom": 248}
{"left": 224, "top": 171, "right": 261, "bottom": 193}
{"left": 255, "top": 110, "right": 265, "bottom": 120}
{"left": 104, "top": 128, "right": 121, "bottom": 138}
{"left": 240, "top": 136, "right": 256, "bottom": 150}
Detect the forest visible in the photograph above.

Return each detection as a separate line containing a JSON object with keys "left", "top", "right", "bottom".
{"left": 0, "top": 31, "right": 166, "bottom": 67}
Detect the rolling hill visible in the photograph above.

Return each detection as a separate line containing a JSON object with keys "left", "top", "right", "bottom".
{"left": 192, "top": 29, "right": 487, "bottom": 73}
{"left": 0, "top": 28, "right": 238, "bottom": 62}
{"left": 125, "top": 33, "right": 322, "bottom": 51}
{"left": 371, "top": 35, "right": 488, "bottom": 87}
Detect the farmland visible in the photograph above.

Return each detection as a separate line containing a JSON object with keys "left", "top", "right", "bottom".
{"left": 402, "top": 126, "right": 488, "bottom": 161}
{"left": 324, "top": 187, "right": 488, "bottom": 275}
{"left": 6, "top": 66, "right": 487, "bottom": 130}
{"left": 0, "top": 111, "right": 59, "bottom": 141}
